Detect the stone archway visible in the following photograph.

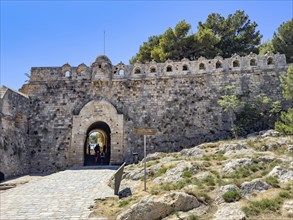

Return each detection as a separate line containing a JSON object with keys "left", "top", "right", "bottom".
{"left": 70, "top": 100, "right": 124, "bottom": 165}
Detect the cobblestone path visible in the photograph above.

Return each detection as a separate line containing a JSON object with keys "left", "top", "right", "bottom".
{"left": 0, "top": 167, "right": 117, "bottom": 220}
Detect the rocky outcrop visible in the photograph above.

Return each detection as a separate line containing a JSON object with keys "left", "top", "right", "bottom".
{"left": 153, "top": 161, "right": 193, "bottom": 184}
{"left": 213, "top": 202, "right": 246, "bottom": 220}
{"left": 116, "top": 192, "right": 200, "bottom": 220}
{"left": 240, "top": 179, "right": 271, "bottom": 198}
{"left": 268, "top": 166, "right": 293, "bottom": 184}
{"left": 179, "top": 147, "right": 205, "bottom": 158}
{"left": 215, "top": 184, "right": 240, "bottom": 204}
{"left": 259, "top": 129, "right": 281, "bottom": 138}
{"left": 218, "top": 143, "right": 255, "bottom": 156}
{"left": 222, "top": 158, "right": 253, "bottom": 174}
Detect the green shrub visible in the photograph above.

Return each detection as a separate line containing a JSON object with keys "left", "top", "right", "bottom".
{"left": 222, "top": 190, "right": 241, "bottom": 202}
{"left": 275, "top": 108, "right": 293, "bottom": 135}
{"left": 118, "top": 198, "right": 132, "bottom": 207}
{"left": 265, "top": 176, "right": 279, "bottom": 188}
{"left": 224, "top": 167, "right": 251, "bottom": 179}
{"left": 182, "top": 168, "right": 193, "bottom": 178}
{"left": 203, "top": 175, "right": 216, "bottom": 186}
{"left": 242, "top": 196, "right": 284, "bottom": 217}
{"left": 279, "top": 191, "right": 291, "bottom": 198}
{"left": 155, "top": 166, "right": 168, "bottom": 178}
{"left": 189, "top": 214, "right": 198, "bottom": 220}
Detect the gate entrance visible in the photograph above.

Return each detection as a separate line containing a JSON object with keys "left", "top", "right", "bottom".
{"left": 70, "top": 100, "right": 124, "bottom": 166}
{"left": 84, "top": 121, "right": 111, "bottom": 166}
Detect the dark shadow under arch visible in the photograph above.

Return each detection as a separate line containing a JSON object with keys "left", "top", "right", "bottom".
{"left": 84, "top": 121, "right": 111, "bottom": 166}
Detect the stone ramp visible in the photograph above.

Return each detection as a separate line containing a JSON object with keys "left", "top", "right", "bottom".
{"left": 0, "top": 167, "right": 117, "bottom": 219}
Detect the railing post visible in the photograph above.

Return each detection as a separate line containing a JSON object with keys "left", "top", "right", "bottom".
{"left": 114, "top": 162, "right": 126, "bottom": 195}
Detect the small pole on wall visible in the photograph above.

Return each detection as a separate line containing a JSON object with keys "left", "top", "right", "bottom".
{"left": 132, "top": 128, "right": 158, "bottom": 192}
{"left": 144, "top": 135, "right": 147, "bottom": 191}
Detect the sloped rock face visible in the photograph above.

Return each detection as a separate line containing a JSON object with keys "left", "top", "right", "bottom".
{"left": 218, "top": 143, "right": 255, "bottom": 156}
{"left": 222, "top": 158, "right": 253, "bottom": 174}
{"left": 213, "top": 202, "right": 246, "bottom": 220}
{"left": 268, "top": 166, "right": 293, "bottom": 184}
{"left": 179, "top": 146, "right": 205, "bottom": 158}
{"left": 259, "top": 129, "right": 281, "bottom": 138}
{"left": 240, "top": 179, "right": 271, "bottom": 198}
{"left": 153, "top": 161, "right": 193, "bottom": 184}
{"left": 116, "top": 192, "right": 200, "bottom": 220}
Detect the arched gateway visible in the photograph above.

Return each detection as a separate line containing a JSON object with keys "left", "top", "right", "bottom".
{"left": 70, "top": 100, "right": 124, "bottom": 165}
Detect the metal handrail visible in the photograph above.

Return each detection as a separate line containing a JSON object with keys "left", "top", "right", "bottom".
{"left": 114, "top": 162, "right": 126, "bottom": 195}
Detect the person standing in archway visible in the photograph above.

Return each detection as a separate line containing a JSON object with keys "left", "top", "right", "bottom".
{"left": 101, "top": 146, "right": 106, "bottom": 165}
{"left": 94, "top": 144, "right": 100, "bottom": 164}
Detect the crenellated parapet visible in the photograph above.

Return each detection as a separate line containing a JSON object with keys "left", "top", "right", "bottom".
{"left": 29, "top": 52, "right": 288, "bottom": 83}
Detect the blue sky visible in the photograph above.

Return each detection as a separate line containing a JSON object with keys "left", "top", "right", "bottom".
{"left": 1, "top": 0, "right": 292, "bottom": 90}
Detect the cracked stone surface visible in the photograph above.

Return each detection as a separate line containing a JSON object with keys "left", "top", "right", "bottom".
{"left": 0, "top": 167, "right": 117, "bottom": 220}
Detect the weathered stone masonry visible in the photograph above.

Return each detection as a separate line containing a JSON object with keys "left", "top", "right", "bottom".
{"left": 0, "top": 87, "right": 30, "bottom": 178}
{"left": 0, "top": 52, "right": 289, "bottom": 177}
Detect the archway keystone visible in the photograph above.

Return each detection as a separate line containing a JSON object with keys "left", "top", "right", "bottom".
{"left": 70, "top": 100, "right": 124, "bottom": 165}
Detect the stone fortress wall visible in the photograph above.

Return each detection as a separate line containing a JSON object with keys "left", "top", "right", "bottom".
{"left": 0, "top": 87, "right": 30, "bottom": 179}
{"left": 0, "top": 52, "right": 289, "bottom": 178}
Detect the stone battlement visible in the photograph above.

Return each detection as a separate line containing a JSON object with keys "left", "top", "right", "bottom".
{"left": 29, "top": 52, "right": 287, "bottom": 83}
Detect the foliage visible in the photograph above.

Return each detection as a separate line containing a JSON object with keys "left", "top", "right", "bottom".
{"left": 118, "top": 198, "right": 132, "bottom": 207}
{"left": 275, "top": 108, "right": 293, "bottom": 134}
{"left": 275, "top": 65, "right": 293, "bottom": 134}
{"left": 272, "top": 19, "right": 293, "bottom": 63}
{"left": 154, "top": 166, "right": 168, "bottom": 178}
{"left": 265, "top": 176, "right": 279, "bottom": 188}
{"left": 130, "top": 35, "right": 161, "bottom": 64}
{"left": 199, "top": 10, "right": 262, "bottom": 58}
{"left": 222, "top": 190, "right": 241, "bottom": 202}
{"left": 182, "top": 168, "right": 192, "bottom": 178}
{"left": 202, "top": 175, "right": 216, "bottom": 186}
{"left": 234, "top": 95, "right": 282, "bottom": 136}
{"left": 131, "top": 10, "right": 262, "bottom": 63}
{"left": 242, "top": 198, "right": 282, "bottom": 216}
{"left": 89, "top": 132, "right": 100, "bottom": 144}
{"left": 280, "top": 65, "right": 293, "bottom": 101}
{"left": 218, "top": 86, "right": 242, "bottom": 138}
{"left": 242, "top": 191, "right": 292, "bottom": 217}
{"left": 184, "top": 188, "right": 211, "bottom": 204}
{"left": 259, "top": 40, "right": 274, "bottom": 55}
{"left": 160, "top": 178, "right": 191, "bottom": 191}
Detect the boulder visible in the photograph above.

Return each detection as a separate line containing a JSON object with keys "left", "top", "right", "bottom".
{"left": 281, "top": 200, "right": 293, "bottom": 218}
{"left": 240, "top": 179, "right": 271, "bottom": 198}
{"left": 268, "top": 166, "right": 293, "bottom": 184}
{"left": 218, "top": 143, "right": 255, "bottom": 156}
{"left": 220, "top": 184, "right": 240, "bottom": 194}
{"left": 153, "top": 161, "right": 193, "bottom": 184}
{"left": 118, "top": 187, "right": 132, "bottom": 199}
{"left": 123, "top": 162, "right": 163, "bottom": 181}
{"left": 222, "top": 158, "right": 252, "bottom": 174}
{"left": 145, "top": 152, "right": 163, "bottom": 162}
{"left": 162, "top": 205, "right": 209, "bottom": 220}
{"left": 179, "top": 146, "right": 205, "bottom": 158}
{"left": 213, "top": 202, "right": 246, "bottom": 220}
{"left": 259, "top": 130, "right": 281, "bottom": 138}
{"left": 123, "top": 168, "right": 144, "bottom": 180}
{"left": 116, "top": 192, "right": 200, "bottom": 220}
